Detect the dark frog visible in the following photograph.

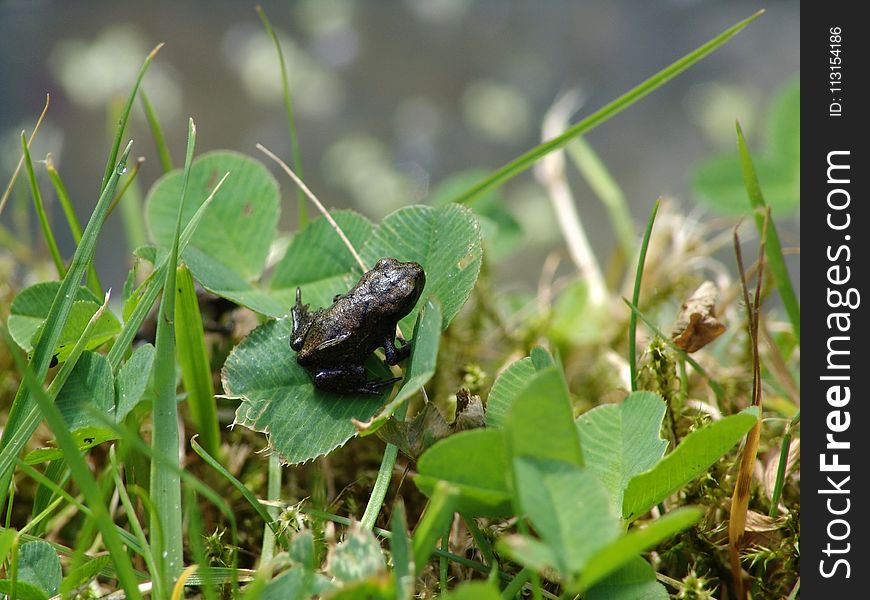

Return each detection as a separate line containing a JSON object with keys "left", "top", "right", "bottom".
{"left": 291, "top": 258, "right": 426, "bottom": 394}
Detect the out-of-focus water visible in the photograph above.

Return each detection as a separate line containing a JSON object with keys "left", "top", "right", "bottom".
{"left": 0, "top": 0, "right": 799, "bottom": 294}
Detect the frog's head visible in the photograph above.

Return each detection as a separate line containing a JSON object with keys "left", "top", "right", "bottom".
{"left": 371, "top": 257, "right": 426, "bottom": 317}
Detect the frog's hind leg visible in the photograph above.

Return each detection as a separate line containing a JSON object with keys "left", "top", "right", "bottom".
{"left": 313, "top": 365, "right": 400, "bottom": 395}
{"left": 382, "top": 335, "right": 411, "bottom": 366}
{"left": 291, "top": 287, "right": 314, "bottom": 351}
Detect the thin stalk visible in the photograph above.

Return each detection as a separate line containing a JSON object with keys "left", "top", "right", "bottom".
{"left": 21, "top": 132, "right": 65, "bottom": 276}
{"left": 769, "top": 410, "right": 800, "bottom": 517}
{"left": 566, "top": 137, "right": 635, "bottom": 259}
{"left": 100, "top": 43, "right": 163, "bottom": 191}
{"left": 439, "top": 531, "right": 449, "bottom": 593}
{"left": 451, "top": 11, "right": 764, "bottom": 204}
{"left": 628, "top": 199, "right": 660, "bottom": 390}
{"left": 141, "top": 89, "right": 174, "bottom": 173}
{"left": 45, "top": 156, "right": 102, "bottom": 294}
{"left": 110, "top": 446, "right": 165, "bottom": 600}
{"left": 108, "top": 156, "right": 145, "bottom": 217}
{"left": 150, "top": 119, "right": 197, "bottom": 581}
{"left": 256, "top": 5, "right": 308, "bottom": 228}
{"left": 501, "top": 568, "right": 532, "bottom": 599}
{"left": 735, "top": 121, "right": 800, "bottom": 341}
{"left": 360, "top": 403, "right": 407, "bottom": 530}
{"left": 0, "top": 93, "right": 49, "bottom": 216}
{"left": 261, "top": 453, "right": 282, "bottom": 565}
{"left": 462, "top": 515, "right": 495, "bottom": 569}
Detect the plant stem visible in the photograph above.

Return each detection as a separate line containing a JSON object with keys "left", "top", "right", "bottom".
{"left": 628, "top": 199, "right": 660, "bottom": 390}
{"left": 21, "top": 132, "right": 65, "bottom": 276}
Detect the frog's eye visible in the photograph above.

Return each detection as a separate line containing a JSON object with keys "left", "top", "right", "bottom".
{"left": 376, "top": 258, "right": 391, "bottom": 268}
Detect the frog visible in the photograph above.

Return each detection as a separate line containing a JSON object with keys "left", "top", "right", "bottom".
{"left": 291, "top": 257, "right": 426, "bottom": 394}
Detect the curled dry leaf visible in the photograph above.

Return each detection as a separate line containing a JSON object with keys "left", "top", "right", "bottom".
{"left": 671, "top": 280, "right": 726, "bottom": 352}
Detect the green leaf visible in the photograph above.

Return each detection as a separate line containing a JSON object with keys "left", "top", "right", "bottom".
{"left": 692, "top": 154, "right": 798, "bottom": 215}
{"left": 439, "top": 581, "right": 502, "bottom": 600}
{"left": 59, "top": 556, "right": 111, "bottom": 596}
{"left": 412, "top": 480, "right": 459, "bottom": 572}
{"left": 145, "top": 150, "right": 280, "bottom": 298}
{"left": 358, "top": 299, "right": 442, "bottom": 436}
{"left": 269, "top": 210, "right": 374, "bottom": 312}
{"left": 622, "top": 407, "right": 759, "bottom": 521}
{"left": 0, "top": 579, "right": 49, "bottom": 600}
{"left": 360, "top": 204, "right": 482, "bottom": 333}
{"left": 767, "top": 78, "right": 800, "bottom": 162}
{"left": 497, "top": 534, "right": 561, "bottom": 575}
{"left": 415, "top": 428, "right": 512, "bottom": 517}
{"left": 505, "top": 367, "right": 583, "bottom": 467}
{"left": 8, "top": 282, "right": 120, "bottom": 361}
{"left": 550, "top": 279, "right": 611, "bottom": 345}
{"left": 24, "top": 352, "right": 117, "bottom": 464}
{"left": 575, "top": 507, "right": 702, "bottom": 591}
{"left": 576, "top": 391, "right": 668, "bottom": 515}
{"left": 258, "top": 567, "right": 312, "bottom": 600}
{"left": 16, "top": 539, "right": 62, "bottom": 597}
{"left": 326, "top": 524, "right": 386, "bottom": 583}
{"left": 584, "top": 555, "right": 669, "bottom": 600}
{"left": 513, "top": 456, "right": 619, "bottom": 574}
{"left": 175, "top": 263, "right": 220, "bottom": 457}
{"left": 429, "top": 170, "right": 523, "bottom": 259}
{"left": 485, "top": 358, "right": 535, "bottom": 428}
{"left": 115, "top": 343, "right": 156, "bottom": 422}
{"left": 223, "top": 317, "right": 391, "bottom": 464}
{"left": 486, "top": 347, "right": 557, "bottom": 428}
{"left": 391, "top": 502, "right": 414, "bottom": 600}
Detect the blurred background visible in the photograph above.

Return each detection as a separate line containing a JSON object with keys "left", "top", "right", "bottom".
{"left": 0, "top": 0, "right": 799, "bottom": 295}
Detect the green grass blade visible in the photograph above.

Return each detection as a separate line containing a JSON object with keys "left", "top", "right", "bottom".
{"left": 628, "top": 199, "right": 660, "bottom": 390}
{"left": 450, "top": 11, "right": 763, "bottom": 204}
{"left": 45, "top": 157, "right": 102, "bottom": 294}
{"left": 140, "top": 89, "right": 174, "bottom": 173}
{"left": 150, "top": 118, "right": 196, "bottom": 580}
{"left": 735, "top": 121, "right": 800, "bottom": 341}
{"left": 3, "top": 330, "right": 143, "bottom": 600}
{"left": 412, "top": 481, "right": 459, "bottom": 572}
{"left": 261, "top": 453, "right": 281, "bottom": 565}
{"left": 190, "top": 437, "right": 284, "bottom": 544}
{"left": 256, "top": 6, "right": 307, "bottom": 227}
{"left": 21, "top": 132, "right": 65, "bottom": 276}
{"left": 769, "top": 410, "right": 799, "bottom": 517}
{"left": 100, "top": 44, "right": 162, "bottom": 192}
{"left": 566, "top": 138, "right": 635, "bottom": 259}
{"left": 109, "top": 447, "right": 164, "bottom": 599}
{"left": 0, "top": 143, "right": 132, "bottom": 508}
{"left": 175, "top": 263, "right": 221, "bottom": 458}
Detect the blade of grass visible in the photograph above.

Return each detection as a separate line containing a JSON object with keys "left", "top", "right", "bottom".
{"left": 100, "top": 44, "right": 163, "bottom": 192}
{"left": 141, "top": 89, "right": 174, "bottom": 173}
{"left": 0, "top": 94, "right": 49, "bottom": 216}
{"left": 186, "top": 488, "right": 220, "bottom": 600}
{"left": 150, "top": 118, "right": 196, "bottom": 580}
{"left": 628, "top": 199, "right": 660, "bottom": 390}
{"left": 175, "top": 263, "right": 221, "bottom": 458}
{"left": 360, "top": 402, "right": 408, "bottom": 531}
{"left": 566, "top": 137, "right": 635, "bottom": 259}
{"left": 106, "top": 171, "right": 229, "bottom": 372}
{"left": 261, "top": 453, "right": 282, "bottom": 565}
{"left": 735, "top": 121, "right": 800, "bottom": 341}
{"left": 45, "top": 155, "right": 103, "bottom": 295}
{"left": 450, "top": 11, "right": 763, "bottom": 204}
{"left": 108, "top": 155, "right": 146, "bottom": 217}
{"left": 0, "top": 144, "right": 132, "bottom": 508}
{"left": 256, "top": 5, "right": 307, "bottom": 228}
{"left": 109, "top": 446, "right": 165, "bottom": 600}
{"left": 412, "top": 481, "right": 459, "bottom": 573}
{"left": 769, "top": 410, "right": 799, "bottom": 517}
{"left": 21, "top": 131, "right": 65, "bottom": 276}
{"left": 3, "top": 329, "right": 143, "bottom": 600}
{"left": 190, "top": 437, "right": 285, "bottom": 545}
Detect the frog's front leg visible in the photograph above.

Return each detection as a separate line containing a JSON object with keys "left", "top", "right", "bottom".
{"left": 312, "top": 364, "right": 400, "bottom": 395}
{"left": 382, "top": 335, "right": 411, "bottom": 366}
{"left": 291, "top": 287, "right": 314, "bottom": 351}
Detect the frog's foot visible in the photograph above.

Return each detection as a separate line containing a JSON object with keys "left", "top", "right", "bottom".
{"left": 312, "top": 365, "right": 400, "bottom": 395}
{"left": 291, "top": 287, "right": 313, "bottom": 351}
{"left": 383, "top": 337, "right": 412, "bottom": 366}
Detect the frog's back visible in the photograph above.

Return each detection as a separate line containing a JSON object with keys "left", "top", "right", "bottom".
{"left": 296, "top": 299, "right": 383, "bottom": 365}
